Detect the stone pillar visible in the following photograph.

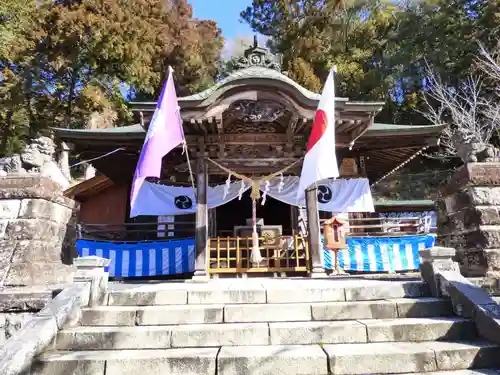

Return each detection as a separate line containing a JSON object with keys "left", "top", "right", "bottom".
{"left": 419, "top": 246, "right": 460, "bottom": 297}
{"left": 437, "top": 163, "right": 500, "bottom": 278}
{"left": 74, "top": 256, "right": 111, "bottom": 307}
{"left": 192, "top": 156, "right": 209, "bottom": 281}
{"left": 306, "top": 186, "right": 327, "bottom": 278}
{"left": 0, "top": 176, "right": 78, "bottom": 287}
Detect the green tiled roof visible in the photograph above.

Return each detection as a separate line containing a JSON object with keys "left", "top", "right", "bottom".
{"left": 374, "top": 200, "right": 435, "bottom": 207}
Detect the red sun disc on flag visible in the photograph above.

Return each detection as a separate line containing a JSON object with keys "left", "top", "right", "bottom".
{"left": 307, "top": 109, "right": 328, "bottom": 152}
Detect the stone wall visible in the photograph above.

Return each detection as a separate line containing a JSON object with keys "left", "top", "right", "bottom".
{"left": 436, "top": 163, "right": 500, "bottom": 278}
{"left": 0, "top": 176, "right": 78, "bottom": 287}
{"left": 0, "top": 287, "right": 55, "bottom": 345}
{"left": 0, "top": 176, "right": 79, "bottom": 345}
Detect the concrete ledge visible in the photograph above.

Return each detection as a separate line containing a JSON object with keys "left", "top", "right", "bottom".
{"left": 56, "top": 326, "right": 172, "bottom": 350}
{"left": 0, "top": 283, "right": 88, "bottom": 375}
{"left": 187, "top": 288, "right": 266, "bottom": 304}
{"left": 170, "top": 322, "right": 268, "bottom": 347}
{"left": 269, "top": 321, "right": 366, "bottom": 345}
{"left": 361, "top": 317, "right": 475, "bottom": 342}
{"left": 33, "top": 348, "right": 218, "bottom": 375}
{"left": 217, "top": 345, "right": 328, "bottom": 375}
{"left": 107, "top": 289, "right": 188, "bottom": 306}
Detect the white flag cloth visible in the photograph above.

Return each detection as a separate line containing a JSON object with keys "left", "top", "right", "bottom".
{"left": 296, "top": 68, "right": 339, "bottom": 202}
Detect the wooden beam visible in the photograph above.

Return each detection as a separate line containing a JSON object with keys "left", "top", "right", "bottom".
{"left": 193, "top": 138, "right": 209, "bottom": 281}
{"left": 305, "top": 186, "right": 326, "bottom": 277}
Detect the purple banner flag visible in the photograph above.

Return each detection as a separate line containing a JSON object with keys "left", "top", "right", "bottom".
{"left": 130, "top": 69, "right": 184, "bottom": 217}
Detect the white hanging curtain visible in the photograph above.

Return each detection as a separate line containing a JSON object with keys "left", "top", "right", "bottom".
{"left": 262, "top": 176, "right": 374, "bottom": 213}
{"left": 131, "top": 177, "right": 374, "bottom": 217}
{"left": 130, "top": 180, "right": 252, "bottom": 217}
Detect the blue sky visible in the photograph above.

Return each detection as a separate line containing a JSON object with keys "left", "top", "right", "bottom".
{"left": 189, "top": 0, "right": 254, "bottom": 39}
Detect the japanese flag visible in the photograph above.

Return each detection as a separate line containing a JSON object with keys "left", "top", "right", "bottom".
{"left": 296, "top": 68, "right": 339, "bottom": 203}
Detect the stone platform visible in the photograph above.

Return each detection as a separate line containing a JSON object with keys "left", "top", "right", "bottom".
{"left": 31, "top": 278, "right": 500, "bottom": 375}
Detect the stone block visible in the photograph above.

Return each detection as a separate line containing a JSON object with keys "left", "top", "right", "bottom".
{"left": 224, "top": 303, "right": 311, "bottom": 323}
{"left": 170, "top": 322, "right": 268, "bottom": 347}
{"left": 311, "top": 300, "right": 397, "bottom": 320}
{"left": 10, "top": 240, "right": 63, "bottom": 263}
{"left": 439, "top": 163, "right": 500, "bottom": 197}
{"left": 469, "top": 187, "right": 500, "bottom": 206}
{"left": 81, "top": 307, "right": 136, "bottom": 326}
{"left": 455, "top": 248, "right": 488, "bottom": 277}
{"left": 324, "top": 342, "right": 437, "bottom": 375}
{"left": 106, "top": 348, "right": 218, "bottom": 375}
{"left": 19, "top": 199, "right": 73, "bottom": 224}
{"left": 31, "top": 351, "right": 106, "bottom": 375}
{"left": 56, "top": 326, "right": 172, "bottom": 350}
{"left": 0, "top": 176, "right": 75, "bottom": 208}
{"left": 427, "top": 341, "right": 500, "bottom": 370}
{"left": 440, "top": 271, "right": 496, "bottom": 318}
{"left": 38, "top": 284, "right": 84, "bottom": 330}
{"left": 269, "top": 320, "right": 366, "bottom": 345}
{"left": 4, "top": 219, "right": 65, "bottom": 241}
{"left": 420, "top": 247, "right": 457, "bottom": 261}
{"left": 4, "top": 312, "right": 35, "bottom": 340}
{"left": 463, "top": 228, "right": 500, "bottom": 249}
{"left": 217, "top": 345, "right": 328, "bottom": 375}
{"left": 107, "top": 289, "right": 188, "bottom": 306}
{"left": 474, "top": 303, "right": 500, "bottom": 344}
{"left": 0, "top": 221, "right": 8, "bottom": 240}
{"left": 469, "top": 207, "right": 500, "bottom": 226}
{"left": 362, "top": 317, "right": 475, "bottom": 342}
{"left": 137, "top": 304, "right": 224, "bottom": 325}
{"left": 0, "top": 315, "right": 58, "bottom": 375}
{"left": 0, "top": 240, "right": 16, "bottom": 266}
{"left": 344, "top": 281, "right": 428, "bottom": 301}
{"left": 187, "top": 288, "right": 266, "bottom": 304}
{"left": 5, "top": 262, "right": 74, "bottom": 286}
{"left": 484, "top": 249, "right": 500, "bottom": 273}
{"left": 0, "top": 288, "right": 53, "bottom": 311}
{"left": 266, "top": 286, "right": 345, "bottom": 303}
{"left": 0, "top": 200, "right": 20, "bottom": 219}
{"left": 395, "top": 298, "right": 453, "bottom": 317}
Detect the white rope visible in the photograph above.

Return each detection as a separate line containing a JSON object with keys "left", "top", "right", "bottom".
{"left": 371, "top": 146, "right": 429, "bottom": 187}
{"left": 71, "top": 147, "right": 125, "bottom": 168}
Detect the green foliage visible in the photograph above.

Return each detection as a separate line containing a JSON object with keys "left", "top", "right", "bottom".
{"left": 0, "top": 0, "right": 223, "bottom": 155}
{"left": 241, "top": 0, "right": 500, "bottom": 126}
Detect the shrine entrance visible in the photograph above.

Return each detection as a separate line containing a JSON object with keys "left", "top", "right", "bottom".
{"left": 210, "top": 189, "right": 306, "bottom": 276}
{"left": 214, "top": 190, "right": 293, "bottom": 237}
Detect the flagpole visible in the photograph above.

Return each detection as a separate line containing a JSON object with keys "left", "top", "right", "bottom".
{"left": 168, "top": 66, "right": 197, "bottom": 195}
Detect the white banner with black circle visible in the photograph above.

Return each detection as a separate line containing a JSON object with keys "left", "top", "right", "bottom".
{"left": 130, "top": 176, "right": 374, "bottom": 217}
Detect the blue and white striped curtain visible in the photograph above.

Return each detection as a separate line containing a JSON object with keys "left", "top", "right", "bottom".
{"left": 323, "top": 235, "right": 435, "bottom": 272}
{"left": 77, "top": 238, "right": 196, "bottom": 277}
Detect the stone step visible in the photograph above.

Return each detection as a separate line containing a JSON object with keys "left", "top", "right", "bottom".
{"left": 80, "top": 297, "right": 452, "bottom": 326}
{"left": 324, "top": 341, "right": 500, "bottom": 374}
{"left": 105, "top": 280, "right": 429, "bottom": 306}
{"left": 32, "top": 342, "right": 500, "bottom": 375}
{"left": 56, "top": 317, "right": 474, "bottom": 350}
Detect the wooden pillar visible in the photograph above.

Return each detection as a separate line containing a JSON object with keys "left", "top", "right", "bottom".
{"left": 306, "top": 186, "right": 327, "bottom": 277}
{"left": 192, "top": 151, "right": 209, "bottom": 281}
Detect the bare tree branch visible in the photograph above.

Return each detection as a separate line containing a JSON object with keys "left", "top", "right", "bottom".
{"left": 420, "top": 56, "right": 499, "bottom": 161}
{"left": 478, "top": 43, "right": 500, "bottom": 84}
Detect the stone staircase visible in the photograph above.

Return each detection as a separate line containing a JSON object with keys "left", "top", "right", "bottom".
{"left": 31, "top": 278, "right": 500, "bottom": 375}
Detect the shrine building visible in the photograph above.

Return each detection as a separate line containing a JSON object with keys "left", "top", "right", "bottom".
{"left": 55, "top": 42, "right": 444, "bottom": 279}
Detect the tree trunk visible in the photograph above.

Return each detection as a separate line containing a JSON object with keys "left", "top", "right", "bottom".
{"left": 0, "top": 110, "right": 13, "bottom": 155}
{"left": 65, "top": 67, "right": 79, "bottom": 128}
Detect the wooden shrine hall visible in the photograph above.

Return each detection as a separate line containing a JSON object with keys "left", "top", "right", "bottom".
{"left": 55, "top": 41, "right": 444, "bottom": 279}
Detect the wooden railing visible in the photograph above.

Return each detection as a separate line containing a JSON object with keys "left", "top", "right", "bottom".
{"left": 320, "top": 216, "right": 432, "bottom": 237}
{"left": 208, "top": 235, "right": 309, "bottom": 275}
{"left": 76, "top": 221, "right": 195, "bottom": 242}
